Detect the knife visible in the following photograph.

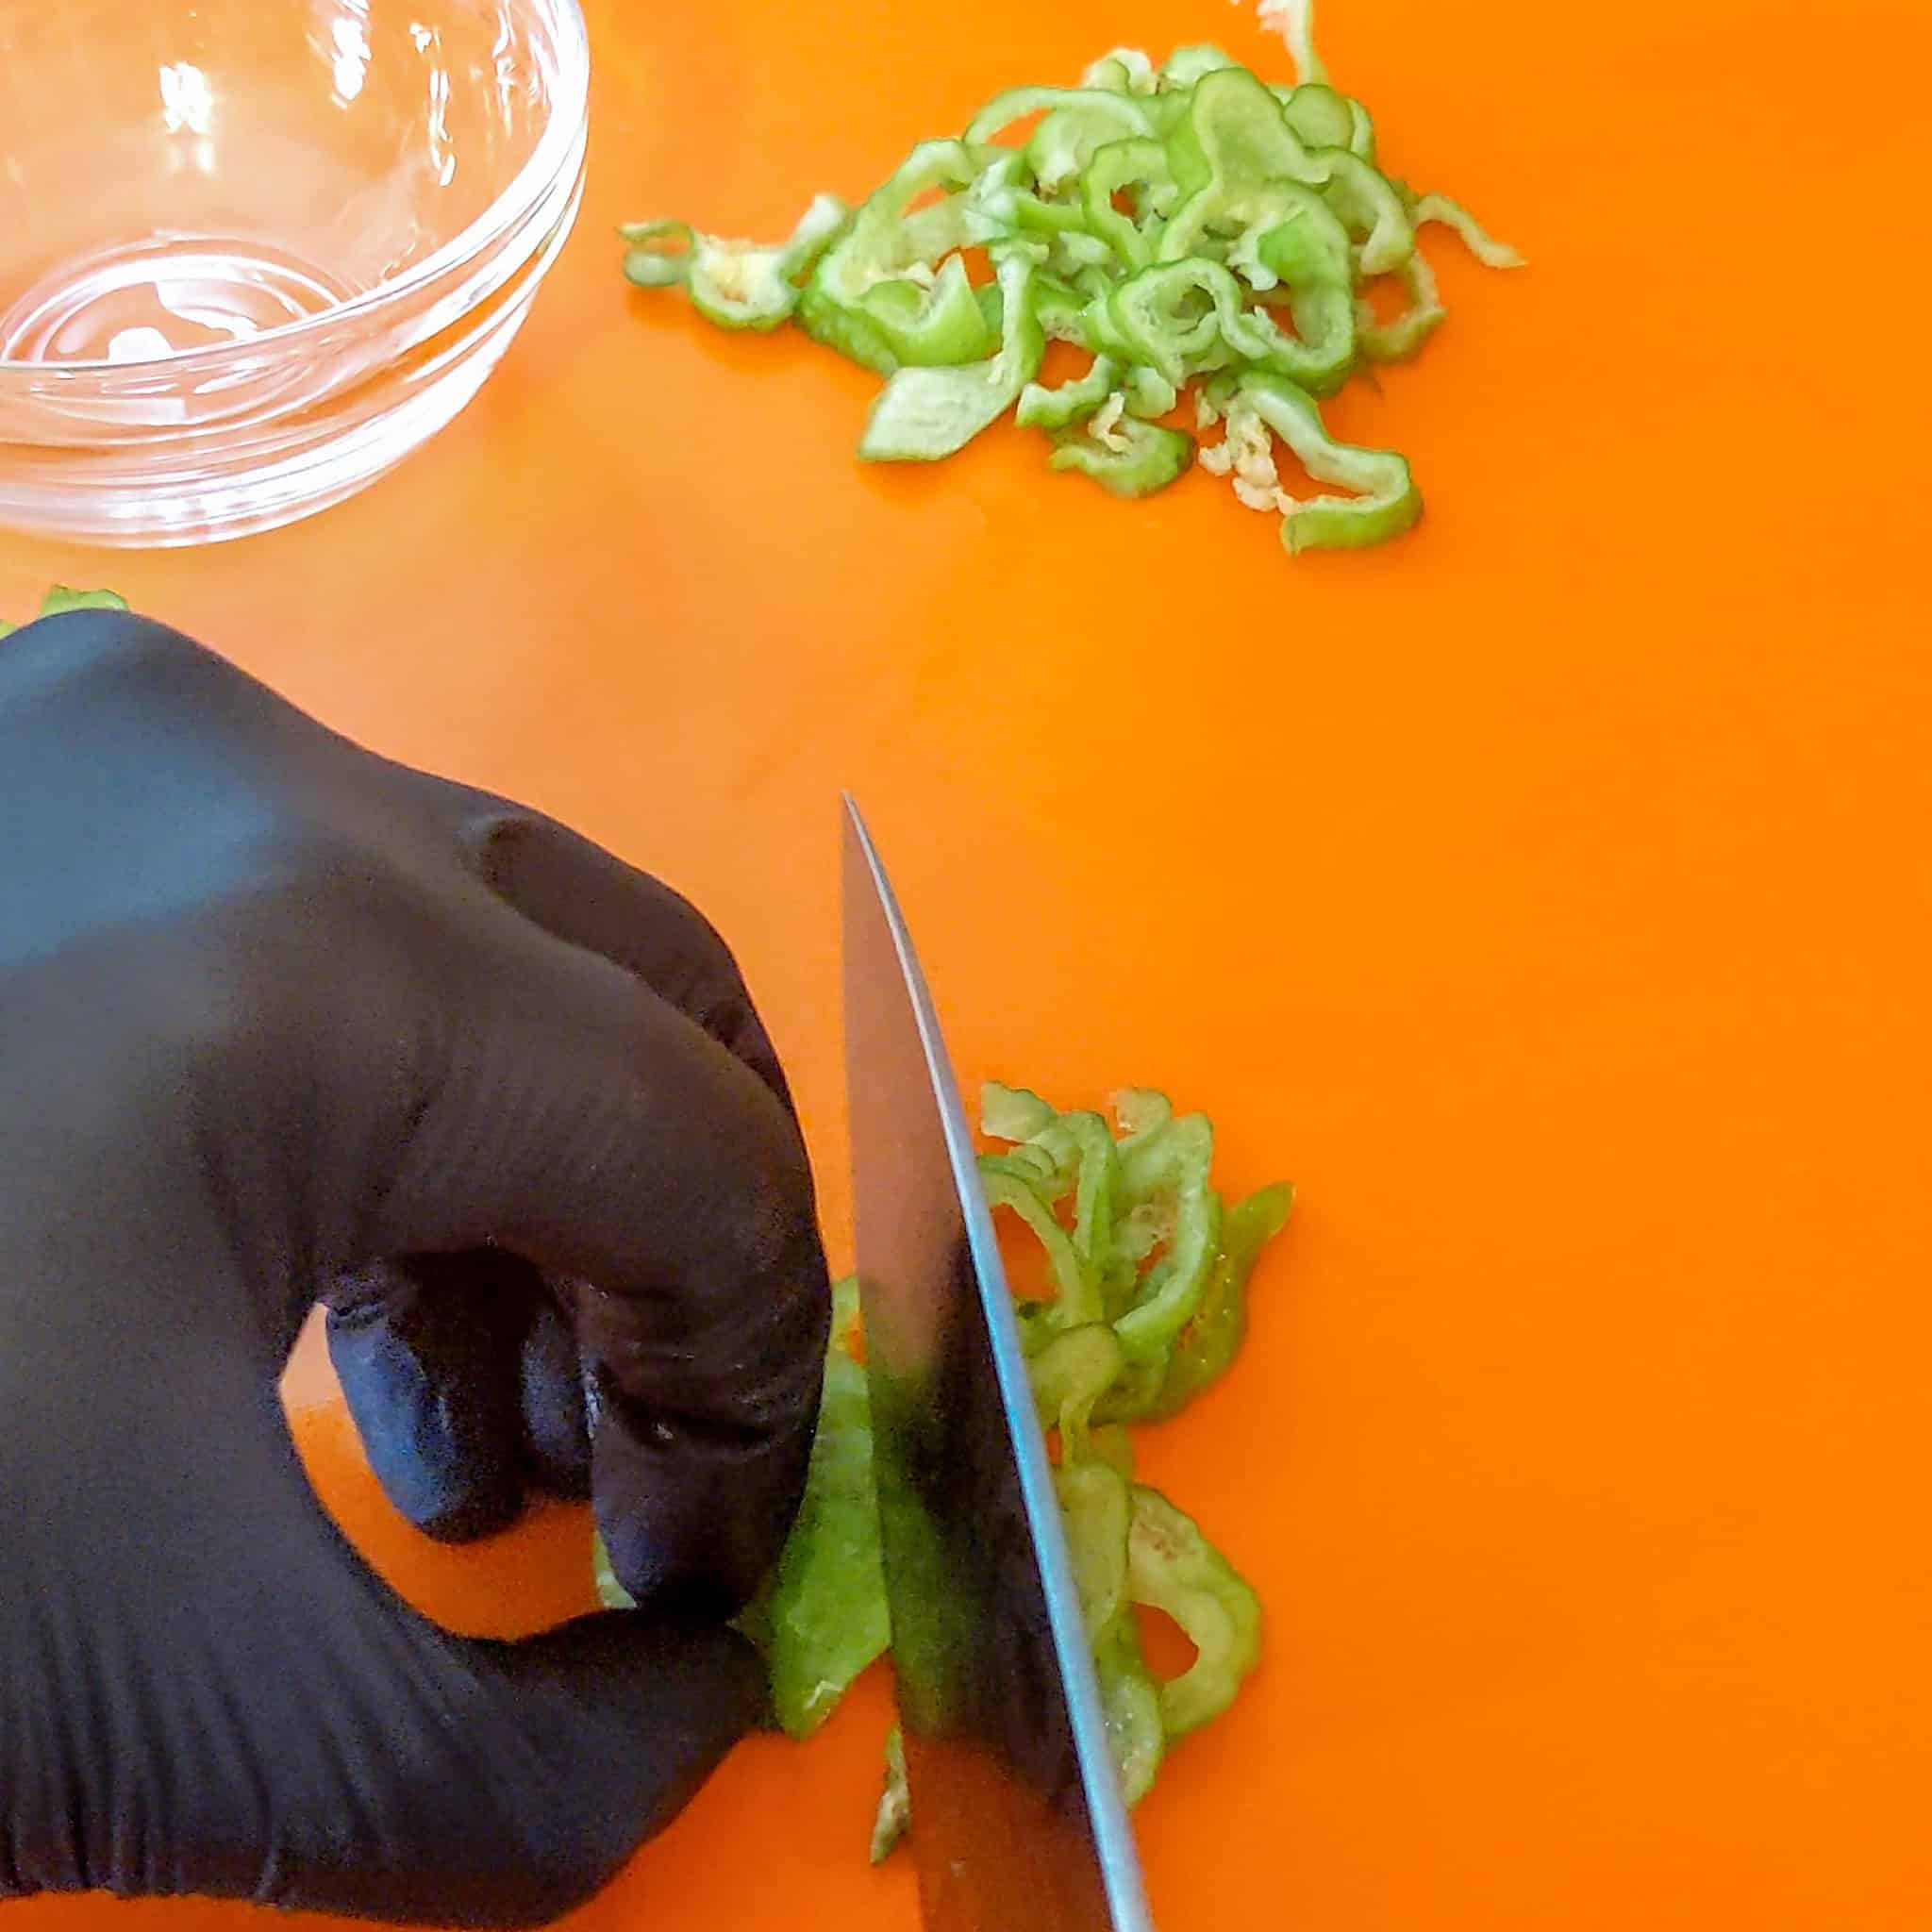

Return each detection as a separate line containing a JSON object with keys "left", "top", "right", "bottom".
{"left": 841, "top": 797, "right": 1156, "bottom": 1932}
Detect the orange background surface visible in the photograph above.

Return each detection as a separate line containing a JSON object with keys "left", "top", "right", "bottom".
{"left": 7, "top": 0, "right": 1932, "bottom": 1925}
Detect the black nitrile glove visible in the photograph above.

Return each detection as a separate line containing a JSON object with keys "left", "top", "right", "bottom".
{"left": 0, "top": 612, "right": 831, "bottom": 1924}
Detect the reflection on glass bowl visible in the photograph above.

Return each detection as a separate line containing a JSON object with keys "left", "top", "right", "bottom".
{"left": 0, "top": 0, "right": 588, "bottom": 545}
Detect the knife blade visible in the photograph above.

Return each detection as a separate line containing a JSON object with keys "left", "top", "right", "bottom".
{"left": 841, "top": 796, "right": 1155, "bottom": 1932}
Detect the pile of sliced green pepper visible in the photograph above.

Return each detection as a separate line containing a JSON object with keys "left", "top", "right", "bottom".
{"left": 601, "top": 1078, "right": 1292, "bottom": 1860}
{"left": 621, "top": 24, "right": 1518, "bottom": 557}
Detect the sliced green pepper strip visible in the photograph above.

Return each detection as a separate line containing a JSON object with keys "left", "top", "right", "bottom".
{"left": 1095, "top": 1617, "right": 1164, "bottom": 1806}
{"left": 1111, "top": 1200, "right": 1173, "bottom": 1270}
{"left": 684, "top": 193, "right": 850, "bottom": 329}
{"left": 799, "top": 140, "right": 982, "bottom": 375}
{"left": 1237, "top": 370, "right": 1422, "bottom": 552}
{"left": 1410, "top": 192, "right": 1525, "bottom": 269}
{"left": 984, "top": 1096, "right": 1116, "bottom": 1315}
{"left": 1264, "top": 0, "right": 1329, "bottom": 87}
{"left": 965, "top": 86, "right": 1152, "bottom": 155}
{"left": 982, "top": 1079, "right": 1058, "bottom": 1141}
{"left": 978, "top": 1145, "right": 1061, "bottom": 1198}
{"left": 619, "top": 217, "right": 694, "bottom": 289}
{"left": 1123, "top": 366, "right": 1178, "bottom": 419}
{"left": 1029, "top": 1323, "right": 1126, "bottom": 1461}
{"left": 1034, "top": 274, "right": 1097, "bottom": 347}
{"left": 1081, "top": 46, "right": 1158, "bottom": 94}
{"left": 1108, "top": 261, "right": 1224, "bottom": 385}
{"left": 900, "top": 195, "right": 980, "bottom": 264}
{"left": 1320, "top": 148, "right": 1414, "bottom": 275}
{"left": 1027, "top": 99, "right": 1159, "bottom": 192}
{"left": 1280, "top": 81, "right": 1353, "bottom": 149}
{"left": 1114, "top": 1088, "right": 1174, "bottom": 1152}
{"left": 1035, "top": 1109, "right": 1120, "bottom": 1281}
{"left": 858, "top": 250, "right": 1044, "bottom": 461}
{"left": 1143, "top": 1183, "right": 1293, "bottom": 1422}
{"left": 1218, "top": 191, "right": 1357, "bottom": 393}
{"left": 1049, "top": 230, "right": 1117, "bottom": 276}
{"left": 1112, "top": 1113, "right": 1221, "bottom": 1362}
{"left": 763, "top": 1286, "right": 891, "bottom": 1738}
{"left": 1346, "top": 96, "right": 1377, "bottom": 162}
{"left": 858, "top": 255, "right": 994, "bottom": 367}
{"left": 1080, "top": 137, "right": 1176, "bottom": 273}
{"left": 1049, "top": 413, "right": 1194, "bottom": 498}
{"left": 1165, "top": 65, "right": 1324, "bottom": 214}
{"left": 979, "top": 1162, "right": 1095, "bottom": 1324}
{"left": 971, "top": 148, "right": 1093, "bottom": 246}
{"left": 1087, "top": 1424, "right": 1137, "bottom": 1482}
{"left": 1127, "top": 1486, "right": 1262, "bottom": 1738}
{"left": 1356, "top": 248, "right": 1445, "bottom": 362}
{"left": 871, "top": 1724, "right": 910, "bottom": 1864}
{"left": 1017, "top": 354, "right": 1118, "bottom": 429}
{"left": 1158, "top": 43, "right": 1240, "bottom": 90}
{"left": 1058, "top": 1461, "right": 1164, "bottom": 1806}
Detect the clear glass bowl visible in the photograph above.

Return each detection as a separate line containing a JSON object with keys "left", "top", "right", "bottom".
{"left": 0, "top": 0, "right": 588, "bottom": 546}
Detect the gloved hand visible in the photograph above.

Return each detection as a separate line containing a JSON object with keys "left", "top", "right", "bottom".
{"left": 0, "top": 611, "right": 831, "bottom": 1925}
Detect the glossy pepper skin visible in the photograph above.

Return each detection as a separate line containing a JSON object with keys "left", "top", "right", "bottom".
{"left": 0, "top": 611, "right": 830, "bottom": 1924}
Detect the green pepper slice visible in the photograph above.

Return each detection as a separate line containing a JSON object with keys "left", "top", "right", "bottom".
{"left": 1049, "top": 413, "right": 1193, "bottom": 497}
{"left": 1127, "top": 1485, "right": 1262, "bottom": 1738}
{"left": 858, "top": 249, "right": 1045, "bottom": 461}
{"left": 1144, "top": 1183, "right": 1293, "bottom": 1421}
{"left": 1236, "top": 371, "right": 1422, "bottom": 552}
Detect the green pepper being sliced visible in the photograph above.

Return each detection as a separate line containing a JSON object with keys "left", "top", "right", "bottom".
{"left": 762, "top": 1296, "right": 891, "bottom": 1738}
{"left": 1058, "top": 1460, "right": 1164, "bottom": 1804}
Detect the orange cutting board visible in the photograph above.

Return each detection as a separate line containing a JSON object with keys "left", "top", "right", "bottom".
{"left": 7, "top": 0, "right": 1931, "bottom": 1925}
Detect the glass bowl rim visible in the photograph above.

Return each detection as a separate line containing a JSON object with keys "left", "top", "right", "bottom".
{"left": 0, "top": 0, "right": 589, "bottom": 387}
